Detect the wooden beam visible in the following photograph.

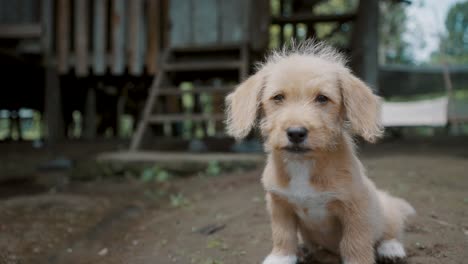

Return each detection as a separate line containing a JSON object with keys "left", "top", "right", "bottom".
{"left": 57, "top": 0, "right": 70, "bottom": 74}
{"left": 148, "top": 114, "right": 224, "bottom": 123}
{"left": 74, "top": 0, "right": 89, "bottom": 77}
{"left": 163, "top": 60, "right": 242, "bottom": 71}
{"left": 272, "top": 13, "right": 356, "bottom": 24}
{"left": 0, "top": 24, "right": 42, "bottom": 38}
{"left": 158, "top": 86, "right": 234, "bottom": 95}
{"left": 171, "top": 44, "right": 240, "bottom": 53}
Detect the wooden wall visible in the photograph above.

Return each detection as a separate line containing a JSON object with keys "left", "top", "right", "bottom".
{"left": 169, "top": 0, "right": 249, "bottom": 47}
{"left": 0, "top": 0, "right": 168, "bottom": 77}
{"left": 54, "top": 0, "right": 168, "bottom": 77}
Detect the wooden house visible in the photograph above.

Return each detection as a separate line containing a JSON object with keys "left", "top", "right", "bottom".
{"left": 0, "top": 0, "right": 385, "bottom": 150}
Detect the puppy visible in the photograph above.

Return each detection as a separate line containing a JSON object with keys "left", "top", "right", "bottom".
{"left": 225, "top": 41, "right": 415, "bottom": 264}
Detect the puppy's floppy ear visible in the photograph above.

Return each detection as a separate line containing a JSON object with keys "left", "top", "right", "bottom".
{"left": 225, "top": 70, "right": 265, "bottom": 139}
{"left": 340, "top": 70, "right": 383, "bottom": 142}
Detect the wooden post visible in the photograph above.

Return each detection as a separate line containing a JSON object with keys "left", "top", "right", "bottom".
{"left": 42, "top": 0, "right": 64, "bottom": 144}
{"left": 57, "top": 0, "right": 70, "bottom": 74}
{"left": 74, "top": 0, "right": 89, "bottom": 77}
{"left": 146, "top": 0, "right": 161, "bottom": 74}
{"left": 83, "top": 85, "right": 97, "bottom": 139}
{"left": 45, "top": 68, "right": 65, "bottom": 143}
{"left": 351, "top": 0, "right": 379, "bottom": 91}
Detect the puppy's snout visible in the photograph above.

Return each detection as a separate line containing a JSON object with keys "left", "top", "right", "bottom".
{"left": 286, "top": 127, "right": 308, "bottom": 144}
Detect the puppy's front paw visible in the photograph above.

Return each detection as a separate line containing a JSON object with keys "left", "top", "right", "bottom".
{"left": 377, "top": 239, "right": 407, "bottom": 264}
{"left": 263, "top": 254, "right": 297, "bottom": 264}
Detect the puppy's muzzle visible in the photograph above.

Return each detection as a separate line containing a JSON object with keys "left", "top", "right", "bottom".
{"left": 286, "top": 126, "right": 308, "bottom": 144}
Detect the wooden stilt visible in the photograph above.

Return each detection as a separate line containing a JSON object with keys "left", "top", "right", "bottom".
{"left": 83, "top": 85, "right": 97, "bottom": 139}
{"left": 44, "top": 67, "right": 64, "bottom": 145}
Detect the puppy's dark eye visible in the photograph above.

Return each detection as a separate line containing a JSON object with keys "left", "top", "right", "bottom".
{"left": 315, "top": 94, "right": 329, "bottom": 104}
{"left": 272, "top": 94, "right": 285, "bottom": 103}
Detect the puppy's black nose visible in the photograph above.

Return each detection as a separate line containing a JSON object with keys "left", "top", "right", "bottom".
{"left": 286, "top": 127, "right": 308, "bottom": 144}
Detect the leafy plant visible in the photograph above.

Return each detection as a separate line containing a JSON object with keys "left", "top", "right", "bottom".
{"left": 140, "top": 165, "right": 171, "bottom": 182}
{"left": 205, "top": 161, "right": 221, "bottom": 177}
{"left": 170, "top": 193, "right": 189, "bottom": 208}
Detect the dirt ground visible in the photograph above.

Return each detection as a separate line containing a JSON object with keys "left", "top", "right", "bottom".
{"left": 0, "top": 138, "right": 467, "bottom": 264}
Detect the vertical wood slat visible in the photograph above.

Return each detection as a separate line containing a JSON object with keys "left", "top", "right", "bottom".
{"left": 193, "top": 0, "right": 218, "bottom": 45}
{"left": 57, "top": 0, "right": 70, "bottom": 74}
{"left": 169, "top": 0, "right": 191, "bottom": 46}
{"left": 41, "top": 0, "right": 53, "bottom": 61}
{"left": 93, "top": 0, "right": 107, "bottom": 75}
{"left": 128, "top": 0, "right": 143, "bottom": 75}
{"left": 161, "top": 0, "right": 169, "bottom": 48}
{"left": 111, "top": 0, "right": 125, "bottom": 75}
{"left": 219, "top": 0, "right": 244, "bottom": 44}
{"left": 74, "top": 0, "right": 89, "bottom": 77}
{"left": 146, "top": 0, "right": 160, "bottom": 74}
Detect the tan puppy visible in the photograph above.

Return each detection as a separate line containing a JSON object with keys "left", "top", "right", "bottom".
{"left": 225, "top": 41, "right": 415, "bottom": 264}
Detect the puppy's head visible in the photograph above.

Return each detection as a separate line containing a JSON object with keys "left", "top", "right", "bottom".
{"left": 225, "top": 42, "right": 382, "bottom": 154}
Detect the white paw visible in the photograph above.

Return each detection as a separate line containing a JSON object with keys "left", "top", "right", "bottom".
{"left": 377, "top": 239, "right": 406, "bottom": 259}
{"left": 262, "top": 254, "right": 297, "bottom": 264}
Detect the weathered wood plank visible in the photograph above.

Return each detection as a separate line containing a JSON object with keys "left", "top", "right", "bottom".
{"left": 163, "top": 60, "right": 241, "bottom": 71}
{"left": 146, "top": 0, "right": 160, "bottom": 74}
{"left": 128, "top": 0, "right": 144, "bottom": 75}
{"left": 169, "top": 0, "right": 192, "bottom": 46}
{"left": 219, "top": 0, "right": 245, "bottom": 44}
{"left": 41, "top": 0, "right": 53, "bottom": 55}
{"left": 161, "top": 0, "right": 170, "bottom": 48}
{"left": 0, "top": 24, "right": 42, "bottom": 38}
{"left": 111, "top": 0, "right": 126, "bottom": 75}
{"left": 74, "top": 0, "right": 89, "bottom": 76}
{"left": 148, "top": 114, "right": 224, "bottom": 123}
{"left": 351, "top": 0, "right": 378, "bottom": 90}
{"left": 16, "top": 0, "right": 38, "bottom": 23}
{"left": 45, "top": 67, "right": 64, "bottom": 143}
{"left": 93, "top": 0, "right": 107, "bottom": 75}
{"left": 83, "top": 86, "right": 97, "bottom": 139}
{"left": 250, "top": 0, "right": 270, "bottom": 51}
{"left": 193, "top": 0, "right": 218, "bottom": 45}
{"left": 158, "top": 86, "right": 233, "bottom": 95}
{"left": 0, "top": 0, "right": 17, "bottom": 23}
{"left": 57, "top": 0, "right": 70, "bottom": 74}
{"left": 272, "top": 13, "right": 357, "bottom": 24}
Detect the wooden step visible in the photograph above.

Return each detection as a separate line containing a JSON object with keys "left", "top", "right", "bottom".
{"left": 148, "top": 114, "right": 225, "bottom": 123}
{"left": 271, "top": 13, "right": 356, "bottom": 24}
{"left": 163, "top": 60, "right": 242, "bottom": 72}
{"left": 0, "top": 24, "right": 42, "bottom": 39}
{"left": 171, "top": 44, "right": 241, "bottom": 53}
{"left": 158, "top": 86, "right": 234, "bottom": 95}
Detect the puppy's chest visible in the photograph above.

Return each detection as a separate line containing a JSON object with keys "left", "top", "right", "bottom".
{"left": 270, "top": 161, "right": 335, "bottom": 220}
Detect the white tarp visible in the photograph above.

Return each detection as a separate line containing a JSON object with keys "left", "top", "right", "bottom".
{"left": 381, "top": 97, "right": 449, "bottom": 127}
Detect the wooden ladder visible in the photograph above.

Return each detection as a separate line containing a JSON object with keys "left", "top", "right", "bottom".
{"left": 130, "top": 44, "right": 249, "bottom": 151}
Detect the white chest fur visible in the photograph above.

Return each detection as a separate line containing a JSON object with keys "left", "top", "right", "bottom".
{"left": 270, "top": 160, "right": 335, "bottom": 221}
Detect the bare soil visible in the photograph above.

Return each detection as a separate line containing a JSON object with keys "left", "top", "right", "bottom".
{"left": 0, "top": 138, "right": 467, "bottom": 264}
